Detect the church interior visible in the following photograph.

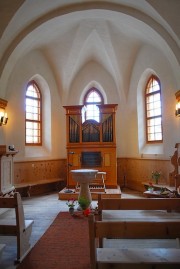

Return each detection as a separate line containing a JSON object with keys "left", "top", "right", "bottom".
{"left": 0, "top": 0, "right": 179, "bottom": 196}
{"left": 0, "top": 0, "right": 180, "bottom": 268}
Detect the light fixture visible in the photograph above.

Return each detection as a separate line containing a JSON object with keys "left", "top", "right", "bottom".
{"left": 0, "top": 98, "right": 8, "bottom": 126}
{"left": 175, "top": 90, "right": 180, "bottom": 117}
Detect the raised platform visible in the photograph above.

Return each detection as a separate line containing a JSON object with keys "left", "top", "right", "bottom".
{"left": 58, "top": 185, "right": 121, "bottom": 200}
{"left": 142, "top": 182, "right": 176, "bottom": 192}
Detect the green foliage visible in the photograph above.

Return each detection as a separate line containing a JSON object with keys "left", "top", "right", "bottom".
{"left": 78, "top": 196, "right": 90, "bottom": 210}
{"left": 152, "top": 171, "right": 161, "bottom": 184}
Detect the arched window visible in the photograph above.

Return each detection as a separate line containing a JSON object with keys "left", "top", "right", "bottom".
{"left": 83, "top": 88, "right": 104, "bottom": 122}
{"left": 145, "top": 75, "right": 163, "bottom": 142}
{"left": 25, "top": 81, "right": 42, "bottom": 145}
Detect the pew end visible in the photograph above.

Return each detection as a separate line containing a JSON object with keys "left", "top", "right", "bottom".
{"left": 88, "top": 214, "right": 180, "bottom": 268}
{"left": 91, "top": 194, "right": 180, "bottom": 269}
{"left": 0, "top": 192, "right": 34, "bottom": 263}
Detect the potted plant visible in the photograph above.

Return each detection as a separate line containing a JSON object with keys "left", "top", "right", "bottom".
{"left": 66, "top": 199, "right": 76, "bottom": 215}
{"left": 152, "top": 171, "right": 161, "bottom": 184}
{"left": 78, "top": 196, "right": 90, "bottom": 211}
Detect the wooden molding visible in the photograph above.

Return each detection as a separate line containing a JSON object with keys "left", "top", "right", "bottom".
{"left": 175, "top": 90, "right": 180, "bottom": 101}
{"left": 0, "top": 98, "right": 8, "bottom": 109}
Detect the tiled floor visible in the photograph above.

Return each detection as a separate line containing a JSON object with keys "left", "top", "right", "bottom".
{"left": 0, "top": 189, "right": 150, "bottom": 269}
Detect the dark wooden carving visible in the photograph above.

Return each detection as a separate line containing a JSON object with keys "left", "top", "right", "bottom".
{"left": 169, "top": 143, "right": 180, "bottom": 189}
{"left": 102, "top": 114, "right": 113, "bottom": 142}
{"left": 82, "top": 120, "right": 100, "bottom": 142}
{"left": 69, "top": 117, "right": 80, "bottom": 143}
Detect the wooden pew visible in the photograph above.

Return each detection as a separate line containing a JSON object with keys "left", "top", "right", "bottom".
{"left": 0, "top": 244, "right": 6, "bottom": 260}
{"left": 0, "top": 192, "right": 34, "bottom": 263}
{"left": 14, "top": 178, "right": 65, "bottom": 197}
{"left": 98, "top": 194, "right": 180, "bottom": 220}
{"left": 94, "top": 195, "right": 180, "bottom": 268}
{"left": 88, "top": 214, "right": 180, "bottom": 269}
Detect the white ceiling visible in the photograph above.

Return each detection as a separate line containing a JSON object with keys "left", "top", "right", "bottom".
{"left": 0, "top": 0, "right": 179, "bottom": 95}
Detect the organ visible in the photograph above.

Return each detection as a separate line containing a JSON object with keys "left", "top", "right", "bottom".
{"left": 64, "top": 104, "right": 118, "bottom": 189}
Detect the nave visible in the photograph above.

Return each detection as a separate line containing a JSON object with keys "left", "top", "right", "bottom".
{"left": 0, "top": 189, "right": 179, "bottom": 269}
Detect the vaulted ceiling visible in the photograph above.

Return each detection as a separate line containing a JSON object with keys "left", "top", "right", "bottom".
{"left": 0, "top": 0, "right": 179, "bottom": 97}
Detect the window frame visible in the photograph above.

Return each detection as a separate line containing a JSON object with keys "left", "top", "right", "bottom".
{"left": 83, "top": 87, "right": 104, "bottom": 122}
{"left": 145, "top": 75, "right": 163, "bottom": 143}
{"left": 25, "top": 80, "right": 42, "bottom": 146}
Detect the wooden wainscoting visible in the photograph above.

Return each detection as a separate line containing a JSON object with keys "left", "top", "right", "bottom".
{"left": 13, "top": 157, "right": 175, "bottom": 196}
{"left": 14, "top": 159, "right": 67, "bottom": 196}
{"left": 117, "top": 157, "right": 173, "bottom": 192}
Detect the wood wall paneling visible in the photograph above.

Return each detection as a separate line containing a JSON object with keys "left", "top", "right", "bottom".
{"left": 13, "top": 155, "right": 177, "bottom": 194}
{"left": 14, "top": 159, "right": 67, "bottom": 184}
{"left": 117, "top": 157, "right": 174, "bottom": 191}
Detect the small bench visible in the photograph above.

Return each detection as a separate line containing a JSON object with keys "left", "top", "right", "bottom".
{"left": 0, "top": 192, "right": 34, "bottom": 263}
{"left": 142, "top": 182, "right": 180, "bottom": 198}
{"left": 89, "top": 172, "right": 106, "bottom": 193}
{"left": 14, "top": 178, "right": 65, "bottom": 197}
{"left": 144, "top": 189, "right": 172, "bottom": 198}
{"left": 88, "top": 214, "right": 180, "bottom": 269}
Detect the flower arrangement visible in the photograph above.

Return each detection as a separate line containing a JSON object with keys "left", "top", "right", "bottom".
{"left": 152, "top": 171, "right": 161, "bottom": 184}
{"left": 66, "top": 199, "right": 77, "bottom": 208}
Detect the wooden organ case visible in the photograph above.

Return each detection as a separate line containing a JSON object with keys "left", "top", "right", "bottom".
{"left": 64, "top": 104, "right": 118, "bottom": 188}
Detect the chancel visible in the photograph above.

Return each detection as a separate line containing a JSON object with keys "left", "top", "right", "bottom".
{"left": 0, "top": 1, "right": 180, "bottom": 268}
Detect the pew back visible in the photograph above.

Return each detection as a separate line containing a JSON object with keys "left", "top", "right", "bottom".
{"left": 88, "top": 214, "right": 180, "bottom": 269}
{"left": 98, "top": 195, "right": 180, "bottom": 220}
{"left": 98, "top": 195, "right": 180, "bottom": 210}
{"left": 0, "top": 192, "right": 34, "bottom": 262}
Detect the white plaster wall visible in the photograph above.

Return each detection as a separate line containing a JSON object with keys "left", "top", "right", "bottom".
{"left": 4, "top": 50, "right": 67, "bottom": 161}
{"left": 1, "top": 45, "right": 179, "bottom": 162}
{"left": 67, "top": 61, "right": 119, "bottom": 105}
{"left": 132, "top": 44, "right": 179, "bottom": 159}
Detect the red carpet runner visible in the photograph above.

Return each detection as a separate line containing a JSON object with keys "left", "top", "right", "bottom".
{"left": 17, "top": 212, "right": 91, "bottom": 269}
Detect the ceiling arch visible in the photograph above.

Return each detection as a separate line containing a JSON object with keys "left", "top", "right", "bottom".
{"left": 0, "top": 1, "right": 179, "bottom": 82}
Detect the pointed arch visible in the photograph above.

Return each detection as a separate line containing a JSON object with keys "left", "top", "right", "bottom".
{"left": 83, "top": 87, "right": 104, "bottom": 123}
{"left": 25, "top": 80, "right": 42, "bottom": 145}
{"left": 145, "top": 75, "right": 163, "bottom": 143}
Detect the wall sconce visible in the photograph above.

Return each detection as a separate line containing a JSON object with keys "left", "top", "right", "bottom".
{"left": 175, "top": 90, "right": 180, "bottom": 117}
{"left": 0, "top": 98, "right": 8, "bottom": 126}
